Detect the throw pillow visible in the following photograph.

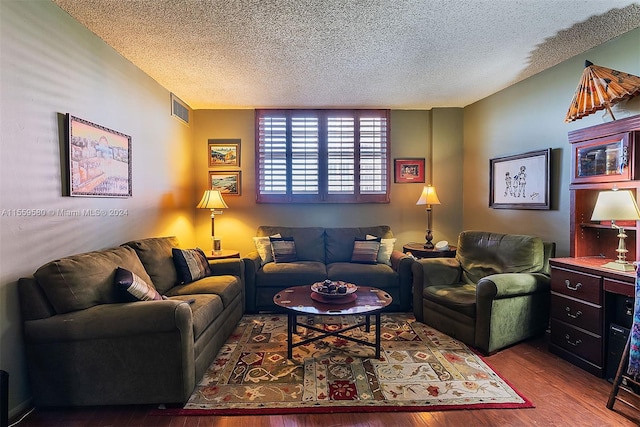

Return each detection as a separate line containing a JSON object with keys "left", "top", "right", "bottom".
{"left": 270, "top": 236, "right": 298, "bottom": 263}
{"left": 351, "top": 238, "right": 381, "bottom": 264}
{"left": 114, "top": 267, "right": 163, "bottom": 302}
{"left": 253, "top": 233, "right": 282, "bottom": 265}
{"left": 172, "top": 248, "right": 211, "bottom": 284}
{"left": 366, "top": 234, "right": 397, "bottom": 265}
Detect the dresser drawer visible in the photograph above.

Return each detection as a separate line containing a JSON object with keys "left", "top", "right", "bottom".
{"left": 550, "top": 319, "right": 602, "bottom": 366}
{"left": 551, "top": 267, "right": 601, "bottom": 304}
{"left": 551, "top": 294, "right": 602, "bottom": 333}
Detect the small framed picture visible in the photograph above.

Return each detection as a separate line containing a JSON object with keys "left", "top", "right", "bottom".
{"left": 394, "top": 158, "right": 425, "bottom": 183}
{"left": 208, "top": 139, "right": 240, "bottom": 167}
{"left": 209, "top": 171, "right": 241, "bottom": 195}
{"left": 489, "top": 148, "right": 551, "bottom": 210}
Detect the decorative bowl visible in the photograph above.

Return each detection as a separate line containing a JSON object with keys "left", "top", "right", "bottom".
{"left": 311, "top": 280, "right": 357, "bottom": 297}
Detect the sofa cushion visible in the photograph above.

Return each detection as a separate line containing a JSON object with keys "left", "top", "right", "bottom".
{"left": 34, "top": 246, "right": 152, "bottom": 314}
{"left": 256, "top": 226, "right": 325, "bottom": 262}
{"left": 172, "top": 248, "right": 211, "bottom": 284}
{"left": 114, "top": 267, "right": 163, "bottom": 302}
{"left": 325, "top": 226, "right": 393, "bottom": 263}
{"left": 351, "top": 239, "right": 381, "bottom": 264}
{"left": 256, "top": 261, "right": 327, "bottom": 287}
{"left": 169, "top": 294, "right": 224, "bottom": 340}
{"left": 123, "top": 236, "right": 180, "bottom": 294}
{"left": 270, "top": 237, "right": 298, "bottom": 263}
{"left": 165, "top": 275, "right": 242, "bottom": 308}
{"left": 457, "top": 231, "right": 544, "bottom": 284}
{"left": 327, "top": 262, "right": 398, "bottom": 288}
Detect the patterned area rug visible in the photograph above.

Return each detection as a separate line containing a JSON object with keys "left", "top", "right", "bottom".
{"left": 157, "top": 313, "right": 533, "bottom": 415}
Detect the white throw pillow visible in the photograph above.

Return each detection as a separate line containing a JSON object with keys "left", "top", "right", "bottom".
{"left": 253, "top": 234, "right": 282, "bottom": 265}
{"left": 366, "top": 234, "right": 396, "bottom": 265}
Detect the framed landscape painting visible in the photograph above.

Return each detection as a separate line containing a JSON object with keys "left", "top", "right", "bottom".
{"left": 489, "top": 148, "right": 551, "bottom": 210}
{"left": 67, "top": 114, "right": 132, "bottom": 197}
{"left": 209, "top": 171, "right": 241, "bottom": 195}
{"left": 208, "top": 139, "right": 240, "bottom": 167}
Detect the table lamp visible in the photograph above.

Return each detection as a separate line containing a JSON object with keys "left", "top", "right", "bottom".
{"left": 591, "top": 188, "right": 640, "bottom": 272}
{"left": 196, "top": 190, "right": 228, "bottom": 255}
{"left": 416, "top": 185, "right": 441, "bottom": 249}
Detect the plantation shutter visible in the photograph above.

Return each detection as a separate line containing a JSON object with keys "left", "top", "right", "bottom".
{"left": 256, "top": 109, "right": 389, "bottom": 203}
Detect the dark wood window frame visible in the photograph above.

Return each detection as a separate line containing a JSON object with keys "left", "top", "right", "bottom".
{"left": 255, "top": 109, "right": 390, "bottom": 203}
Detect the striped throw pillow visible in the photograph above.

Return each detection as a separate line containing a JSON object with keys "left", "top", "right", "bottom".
{"left": 270, "top": 237, "right": 298, "bottom": 263}
{"left": 172, "top": 248, "right": 211, "bottom": 284}
{"left": 351, "top": 238, "right": 381, "bottom": 264}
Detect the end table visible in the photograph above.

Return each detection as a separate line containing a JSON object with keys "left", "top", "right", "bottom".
{"left": 403, "top": 242, "right": 456, "bottom": 259}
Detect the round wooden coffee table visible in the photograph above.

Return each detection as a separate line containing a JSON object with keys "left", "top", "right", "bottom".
{"left": 273, "top": 284, "right": 392, "bottom": 359}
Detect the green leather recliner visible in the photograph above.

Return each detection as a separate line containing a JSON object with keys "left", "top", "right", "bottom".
{"left": 412, "top": 231, "right": 555, "bottom": 354}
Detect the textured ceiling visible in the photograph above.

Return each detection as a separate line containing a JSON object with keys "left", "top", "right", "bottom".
{"left": 52, "top": 0, "right": 640, "bottom": 110}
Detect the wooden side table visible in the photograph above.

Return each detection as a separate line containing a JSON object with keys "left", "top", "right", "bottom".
{"left": 206, "top": 250, "right": 240, "bottom": 260}
{"left": 403, "top": 242, "right": 456, "bottom": 259}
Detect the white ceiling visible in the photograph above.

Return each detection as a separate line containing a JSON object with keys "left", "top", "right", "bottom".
{"left": 52, "top": 0, "right": 640, "bottom": 110}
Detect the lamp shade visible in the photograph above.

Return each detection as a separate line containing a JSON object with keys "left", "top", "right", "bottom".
{"left": 416, "top": 185, "right": 441, "bottom": 206}
{"left": 591, "top": 189, "right": 640, "bottom": 221}
{"left": 196, "top": 190, "right": 228, "bottom": 209}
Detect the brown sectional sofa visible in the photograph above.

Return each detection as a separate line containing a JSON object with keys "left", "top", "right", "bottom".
{"left": 17, "top": 236, "right": 244, "bottom": 407}
{"left": 243, "top": 225, "right": 413, "bottom": 313}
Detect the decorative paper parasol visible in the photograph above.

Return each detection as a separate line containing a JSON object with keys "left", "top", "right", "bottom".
{"left": 565, "top": 60, "right": 640, "bottom": 123}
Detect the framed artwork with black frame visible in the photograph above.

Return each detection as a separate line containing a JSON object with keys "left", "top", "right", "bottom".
{"left": 394, "top": 158, "right": 425, "bottom": 183}
{"left": 209, "top": 171, "right": 241, "bottom": 195}
{"left": 66, "top": 114, "right": 132, "bottom": 197}
{"left": 208, "top": 139, "right": 240, "bottom": 167}
{"left": 489, "top": 148, "right": 551, "bottom": 210}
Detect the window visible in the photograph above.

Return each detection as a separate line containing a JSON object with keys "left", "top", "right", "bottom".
{"left": 256, "top": 109, "right": 390, "bottom": 203}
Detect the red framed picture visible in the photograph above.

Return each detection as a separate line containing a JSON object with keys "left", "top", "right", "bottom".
{"left": 394, "top": 158, "right": 425, "bottom": 183}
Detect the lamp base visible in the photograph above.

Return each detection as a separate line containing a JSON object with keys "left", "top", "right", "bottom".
{"left": 601, "top": 261, "right": 636, "bottom": 272}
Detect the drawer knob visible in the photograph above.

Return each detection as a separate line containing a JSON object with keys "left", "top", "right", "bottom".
{"left": 565, "top": 279, "right": 582, "bottom": 291}
{"left": 565, "top": 307, "right": 583, "bottom": 319}
{"left": 565, "top": 334, "right": 582, "bottom": 347}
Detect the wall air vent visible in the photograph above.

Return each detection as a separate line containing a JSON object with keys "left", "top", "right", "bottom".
{"left": 171, "top": 93, "right": 190, "bottom": 126}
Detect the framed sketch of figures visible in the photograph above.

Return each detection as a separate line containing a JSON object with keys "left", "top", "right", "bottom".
{"left": 489, "top": 148, "right": 551, "bottom": 210}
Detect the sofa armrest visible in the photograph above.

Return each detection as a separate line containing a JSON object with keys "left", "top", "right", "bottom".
{"left": 23, "top": 300, "right": 193, "bottom": 342}
{"left": 411, "top": 257, "right": 462, "bottom": 320}
{"left": 209, "top": 257, "right": 244, "bottom": 278}
{"left": 389, "top": 250, "right": 414, "bottom": 311}
{"left": 22, "top": 301, "right": 196, "bottom": 405}
{"left": 242, "top": 251, "right": 262, "bottom": 312}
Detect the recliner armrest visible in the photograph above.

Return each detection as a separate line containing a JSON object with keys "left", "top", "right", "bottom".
{"left": 411, "top": 257, "right": 462, "bottom": 320}
{"left": 477, "top": 272, "right": 551, "bottom": 300}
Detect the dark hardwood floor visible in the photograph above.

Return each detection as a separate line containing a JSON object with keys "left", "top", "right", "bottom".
{"left": 11, "top": 333, "right": 640, "bottom": 427}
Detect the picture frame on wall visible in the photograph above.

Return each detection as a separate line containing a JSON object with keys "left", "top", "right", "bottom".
{"left": 394, "top": 158, "right": 425, "bottom": 183}
{"left": 66, "top": 114, "right": 132, "bottom": 197}
{"left": 209, "top": 171, "right": 241, "bottom": 195}
{"left": 208, "top": 139, "right": 240, "bottom": 167}
{"left": 489, "top": 148, "right": 551, "bottom": 210}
